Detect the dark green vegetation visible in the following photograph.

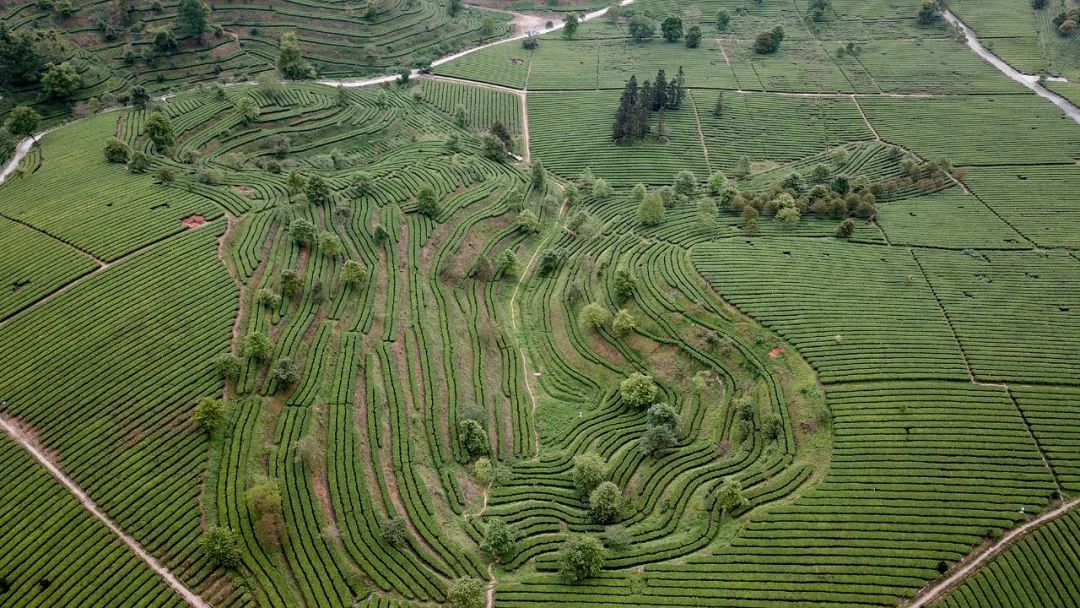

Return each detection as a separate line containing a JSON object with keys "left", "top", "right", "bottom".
{"left": 1, "top": 0, "right": 1080, "bottom": 605}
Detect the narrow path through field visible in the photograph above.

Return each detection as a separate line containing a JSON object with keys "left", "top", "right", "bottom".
{"left": 687, "top": 90, "right": 712, "bottom": 174}
{"left": 0, "top": 415, "right": 210, "bottom": 608}
{"left": 905, "top": 497, "right": 1080, "bottom": 607}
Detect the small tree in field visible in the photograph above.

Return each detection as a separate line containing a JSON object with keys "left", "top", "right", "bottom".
{"left": 214, "top": 353, "right": 242, "bottom": 380}
{"left": 589, "top": 481, "right": 622, "bottom": 523}
{"left": 716, "top": 477, "right": 747, "bottom": 515}
{"left": 613, "top": 267, "right": 637, "bottom": 301}
{"left": 612, "top": 309, "right": 636, "bottom": 336}
{"left": 563, "top": 12, "right": 580, "bottom": 38}
{"left": 572, "top": 452, "right": 608, "bottom": 495}
{"left": 620, "top": 372, "right": 658, "bottom": 407}
{"left": 202, "top": 526, "right": 241, "bottom": 569}
{"left": 144, "top": 111, "right": 175, "bottom": 150}
{"left": 416, "top": 185, "right": 440, "bottom": 217}
{"left": 578, "top": 302, "right": 610, "bottom": 331}
{"left": 661, "top": 14, "right": 684, "bottom": 41}
{"left": 557, "top": 535, "right": 606, "bottom": 581}
{"left": 381, "top": 518, "right": 408, "bottom": 547}
{"left": 192, "top": 397, "right": 227, "bottom": 434}
{"left": 5, "top": 106, "right": 41, "bottom": 143}
{"left": 104, "top": 138, "right": 130, "bottom": 163}
{"left": 459, "top": 418, "right": 489, "bottom": 457}
{"left": 835, "top": 218, "right": 855, "bottom": 238}
{"left": 342, "top": 260, "right": 369, "bottom": 286}
{"left": 448, "top": 578, "right": 485, "bottom": 608}
{"left": 481, "top": 518, "right": 519, "bottom": 560}
{"left": 685, "top": 24, "right": 702, "bottom": 47}
{"left": 242, "top": 331, "right": 273, "bottom": 362}
{"left": 638, "top": 192, "right": 665, "bottom": 225}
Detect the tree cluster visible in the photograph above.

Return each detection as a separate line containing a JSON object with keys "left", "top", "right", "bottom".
{"left": 0, "top": 23, "right": 67, "bottom": 86}
{"left": 753, "top": 26, "right": 784, "bottom": 53}
{"left": 612, "top": 68, "right": 686, "bottom": 143}
{"left": 1052, "top": 8, "right": 1079, "bottom": 35}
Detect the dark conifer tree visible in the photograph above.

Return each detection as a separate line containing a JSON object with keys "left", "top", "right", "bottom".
{"left": 652, "top": 70, "right": 668, "bottom": 111}
{"left": 612, "top": 75, "right": 638, "bottom": 141}
{"left": 667, "top": 66, "right": 686, "bottom": 109}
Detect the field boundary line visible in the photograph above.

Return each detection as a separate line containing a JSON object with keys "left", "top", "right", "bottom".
{"left": 850, "top": 95, "right": 880, "bottom": 141}
{"left": 687, "top": 90, "right": 712, "bottom": 174}
{"left": 0, "top": 415, "right": 212, "bottom": 608}
{"left": 0, "top": 210, "right": 106, "bottom": 264}
{"left": 1004, "top": 384, "right": 1065, "bottom": 498}
{"left": 904, "top": 496, "right": 1080, "bottom": 607}
{"left": 908, "top": 248, "right": 977, "bottom": 383}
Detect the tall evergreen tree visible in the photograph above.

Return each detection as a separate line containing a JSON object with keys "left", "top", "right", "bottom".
{"left": 612, "top": 74, "right": 638, "bottom": 142}
{"left": 652, "top": 70, "right": 668, "bottom": 111}
{"left": 669, "top": 66, "right": 686, "bottom": 109}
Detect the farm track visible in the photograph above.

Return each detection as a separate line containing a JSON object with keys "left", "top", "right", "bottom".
{"left": 905, "top": 497, "right": 1080, "bottom": 607}
{"left": 0, "top": 415, "right": 211, "bottom": 608}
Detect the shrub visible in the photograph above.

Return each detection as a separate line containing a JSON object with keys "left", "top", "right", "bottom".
{"left": 381, "top": 518, "right": 408, "bottom": 547}
{"left": 620, "top": 372, "right": 658, "bottom": 407}
{"left": 192, "top": 397, "right": 227, "bottom": 434}
{"left": 578, "top": 302, "right": 610, "bottom": 331}
{"left": 572, "top": 452, "right": 608, "bottom": 495}
{"left": 557, "top": 535, "right": 606, "bottom": 581}
{"left": 104, "top": 138, "right": 129, "bottom": 163}
{"left": 589, "top": 481, "right": 622, "bottom": 523}
{"left": 201, "top": 526, "right": 241, "bottom": 569}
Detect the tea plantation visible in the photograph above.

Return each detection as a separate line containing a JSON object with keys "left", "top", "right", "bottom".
{"left": 1, "top": 0, "right": 1079, "bottom": 606}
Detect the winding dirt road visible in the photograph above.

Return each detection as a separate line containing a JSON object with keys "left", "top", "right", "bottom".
{"left": 0, "top": 415, "right": 210, "bottom": 608}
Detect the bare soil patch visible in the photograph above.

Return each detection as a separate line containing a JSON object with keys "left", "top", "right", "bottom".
{"left": 181, "top": 215, "right": 207, "bottom": 229}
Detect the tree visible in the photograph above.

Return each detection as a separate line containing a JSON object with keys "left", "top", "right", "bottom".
{"left": 716, "top": 9, "right": 730, "bottom": 30}
{"left": 342, "top": 260, "right": 369, "bottom": 285}
{"left": 381, "top": 518, "right": 408, "bottom": 547}
{"left": 706, "top": 171, "right": 727, "bottom": 195}
{"left": 589, "top": 481, "right": 622, "bottom": 523}
{"left": 776, "top": 205, "right": 800, "bottom": 223}
{"left": 151, "top": 27, "right": 178, "bottom": 53}
{"left": 661, "top": 14, "right": 684, "bottom": 41}
{"left": 761, "top": 414, "right": 783, "bottom": 441}
{"left": 41, "top": 61, "right": 79, "bottom": 98}
{"left": 154, "top": 166, "right": 176, "bottom": 184}
{"left": 685, "top": 24, "right": 702, "bottom": 48}
{"left": 0, "top": 25, "right": 63, "bottom": 86}
{"left": 640, "top": 424, "right": 676, "bottom": 457}
{"left": 129, "top": 150, "right": 149, "bottom": 173}
{"left": 178, "top": 0, "right": 210, "bottom": 35}
{"left": 214, "top": 353, "right": 242, "bottom": 379}
{"left": 572, "top": 452, "right": 608, "bottom": 495}
{"left": 416, "top": 185, "right": 440, "bottom": 217}
{"left": 277, "top": 31, "right": 315, "bottom": 79}
{"left": 592, "top": 178, "right": 612, "bottom": 199}
{"left": 290, "top": 218, "right": 317, "bottom": 246}
{"left": 808, "top": 0, "right": 830, "bottom": 21}
{"left": 104, "top": 138, "right": 130, "bottom": 163}
{"left": 447, "top": 578, "right": 485, "bottom": 608}
{"left": 202, "top": 526, "right": 241, "bottom": 569}
{"left": 192, "top": 396, "right": 227, "bottom": 434}
{"left": 270, "top": 357, "right": 300, "bottom": 388}
{"left": 448, "top": 0, "right": 462, "bottom": 16}
{"left": 835, "top": 218, "right": 855, "bottom": 238}
{"left": 637, "top": 192, "right": 665, "bottom": 225}
{"left": 612, "top": 309, "right": 635, "bottom": 336}
{"left": 578, "top": 302, "right": 611, "bottom": 331}
{"left": 753, "top": 26, "right": 784, "bottom": 53}
{"left": 144, "top": 111, "right": 174, "bottom": 151}
{"left": 304, "top": 175, "right": 331, "bottom": 205}
{"left": 522, "top": 34, "right": 539, "bottom": 49}
{"left": 490, "top": 121, "right": 513, "bottom": 149}
{"left": 916, "top": 0, "right": 938, "bottom": 25}
{"left": 5, "top": 105, "right": 41, "bottom": 141}
{"left": 236, "top": 96, "right": 259, "bottom": 123}
{"left": 620, "top": 372, "right": 658, "bottom": 407}
{"left": 563, "top": 12, "right": 580, "bottom": 38}
{"left": 529, "top": 159, "right": 546, "bottom": 189}
{"left": 256, "top": 288, "right": 281, "bottom": 309}
{"left": 613, "top": 267, "right": 637, "bottom": 301}
{"left": 496, "top": 249, "right": 520, "bottom": 277}
{"left": 286, "top": 170, "right": 306, "bottom": 195}
{"left": 318, "top": 231, "right": 344, "bottom": 257}
{"left": 716, "top": 478, "right": 747, "bottom": 515}
{"left": 673, "top": 169, "right": 697, "bottom": 197}
{"left": 459, "top": 418, "right": 489, "bottom": 457}
{"left": 242, "top": 331, "right": 273, "bottom": 362}
{"left": 538, "top": 248, "right": 566, "bottom": 276}
{"left": 280, "top": 269, "right": 304, "bottom": 298}
{"left": 482, "top": 133, "right": 507, "bottom": 161}
{"left": 481, "top": 518, "right": 518, "bottom": 560}
{"left": 647, "top": 402, "right": 679, "bottom": 430}
{"left": 130, "top": 85, "right": 150, "bottom": 109}
{"left": 246, "top": 481, "right": 285, "bottom": 548}
{"left": 696, "top": 197, "right": 718, "bottom": 231}
{"left": 557, "top": 535, "right": 606, "bottom": 582}
{"left": 517, "top": 209, "right": 541, "bottom": 233}
{"left": 628, "top": 14, "right": 657, "bottom": 42}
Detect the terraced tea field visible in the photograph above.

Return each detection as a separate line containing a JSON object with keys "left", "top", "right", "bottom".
{"left": 2, "top": 0, "right": 1080, "bottom": 605}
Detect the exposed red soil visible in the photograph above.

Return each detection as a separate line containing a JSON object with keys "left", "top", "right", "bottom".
{"left": 181, "top": 215, "right": 208, "bottom": 228}
{"left": 768, "top": 346, "right": 784, "bottom": 359}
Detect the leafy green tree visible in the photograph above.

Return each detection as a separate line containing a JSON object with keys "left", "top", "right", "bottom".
{"left": 246, "top": 480, "right": 285, "bottom": 548}
{"left": 0, "top": 26, "right": 63, "bottom": 86}
{"left": 178, "top": 0, "right": 210, "bottom": 34}
{"left": 154, "top": 166, "right": 176, "bottom": 184}
{"left": 342, "top": 260, "right": 369, "bottom": 285}
{"left": 640, "top": 424, "right": 676, "bottom": 457}
{"left": 716, "top": 477, "right": 747, "bottom": 515}
{"left": 685, "top": 24, "right": 702, "bottom": 47}
{"left": 192, "top": 396, "right": 227, "bottom": 434}
{"left": 776, "top": 205, "right": 800, "bottom": 223}
{"left": 916, "top": 0, "right": 938, "bottom": 25}
{"left": 592, "top": 178, "right": 612, "bottom": 199}
{"left": 563, "top": 12, "right": 580, "bottom": 38}
{"left": 242, "top": 331, "right": 273, "bottom": 362}
{"left": 716, "top": 9, "right": 731, "bottom": 30}
{"left": 706, "top": 170, "right": 727, "bottom": 195}
{"left": 589, "top": 481, "right": 622, "bottom": 523}
{"left": 304, "top": 175, "right": 331, "bottom": 205}
{"left": 277, "top": 31, "right": 315, "bottom": 79}
{"left": 144, "top": 111, "right": 174, "bottom": 151}
{"left": 271, "top": 357, "right": 300, "bottom": 388}
{"left": 128, "top": 151, "right": 149, "bottom": 173}
{"left": 613, "top": 267, "right": 637, "bottom": 301}
{"left": 808, "top": 0, "right": 830, "bottom": 21}
{"left": 673, "top": 170, "right": 697, "bottom": 196}
{"left": 572, "top": 452, "right": 608, "bottom": 495}
{"left": 255, "top": 288, "right": 282, "bottom": 309}
{"left": 630, "top": 183, "right": 648, "bottom": 202}
{"left": 202, "top": 526, "right": 241, "bottom": 569}
{"left": 538, "top": 248, "right": 567, "bottom": 276}
{"left": 637, "top": 192, "right": 665, "bottom": 225}
{"left": 459, "top": 418, "right": 489, "bottom": 457}
{"left": 151, "top": 27, "right": 178, "bottom": 53}
{"left": 761, "top": 414, "right": 783, "bottom": 441}
{"left": 661, "top": 14, "right": 684, "bottom": 41}
{"left": 129, "top": 85, "right": 150, "bottom": 109}
{"left": 647, "top": 402, "right": 679, "bottom": 430}
{"left": 530, "top": 159, "right": 545, "bottom": 188}
{"left": 290, "top": 219, "right": 317, "bottom": 246}
{"left": 557, "top": 535, "right": 606, "bottom": 581}
{"left": 214, "top": 353, "right": 242, "bottom": 379}
{"left": 696, "top": 197, "right": 718, "bottom": 231}
{"left": 42, "top": 61, "right": 79, "bottom": 98}
{"left": 481, "top": 518, "right": 519, "bottom": 560}
{"left": 4, "top": 105, "right": 39, "bottom": 143}
{"left": 381, "top": 518, "right": 408, "bottom": 547}
{"left": 753, "top": 26, "right": 784, "bottom": 53}
{"left": 447, "top": 578, "right": 485, "bottom": 608}
{"left": 496, "top": 249, "right": 520, "bottom": 277}
{"left": 628, "top": 14, "right": 657, "bottom": 41}
{"left": 620, "top": 372, "right": 658, "bottom": 407}
{"left": 415, "top": 185, "right": 440, "bottom": 217}
{"left": 280, "top": 269, "right": 304, "bottom": 298}
{"left": 612, "top": 309, "right": 635, "bottom": 336}
{"left": 835, "top": 218, "right": 855, "bottom": 238}
{"left": 578, "top": 302, "right": 610, "bottom": 331}
{"left": 236, "top": 96, "right": 259, "bottom": 123}
{"left": 317, "top": 231, "right": 344, "bottom": 257}
{"left": 517, "top": 209, "right": 541, "bottom": 233}
{"left": 104, "top": 138, "right": 130, "bottom": 163}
